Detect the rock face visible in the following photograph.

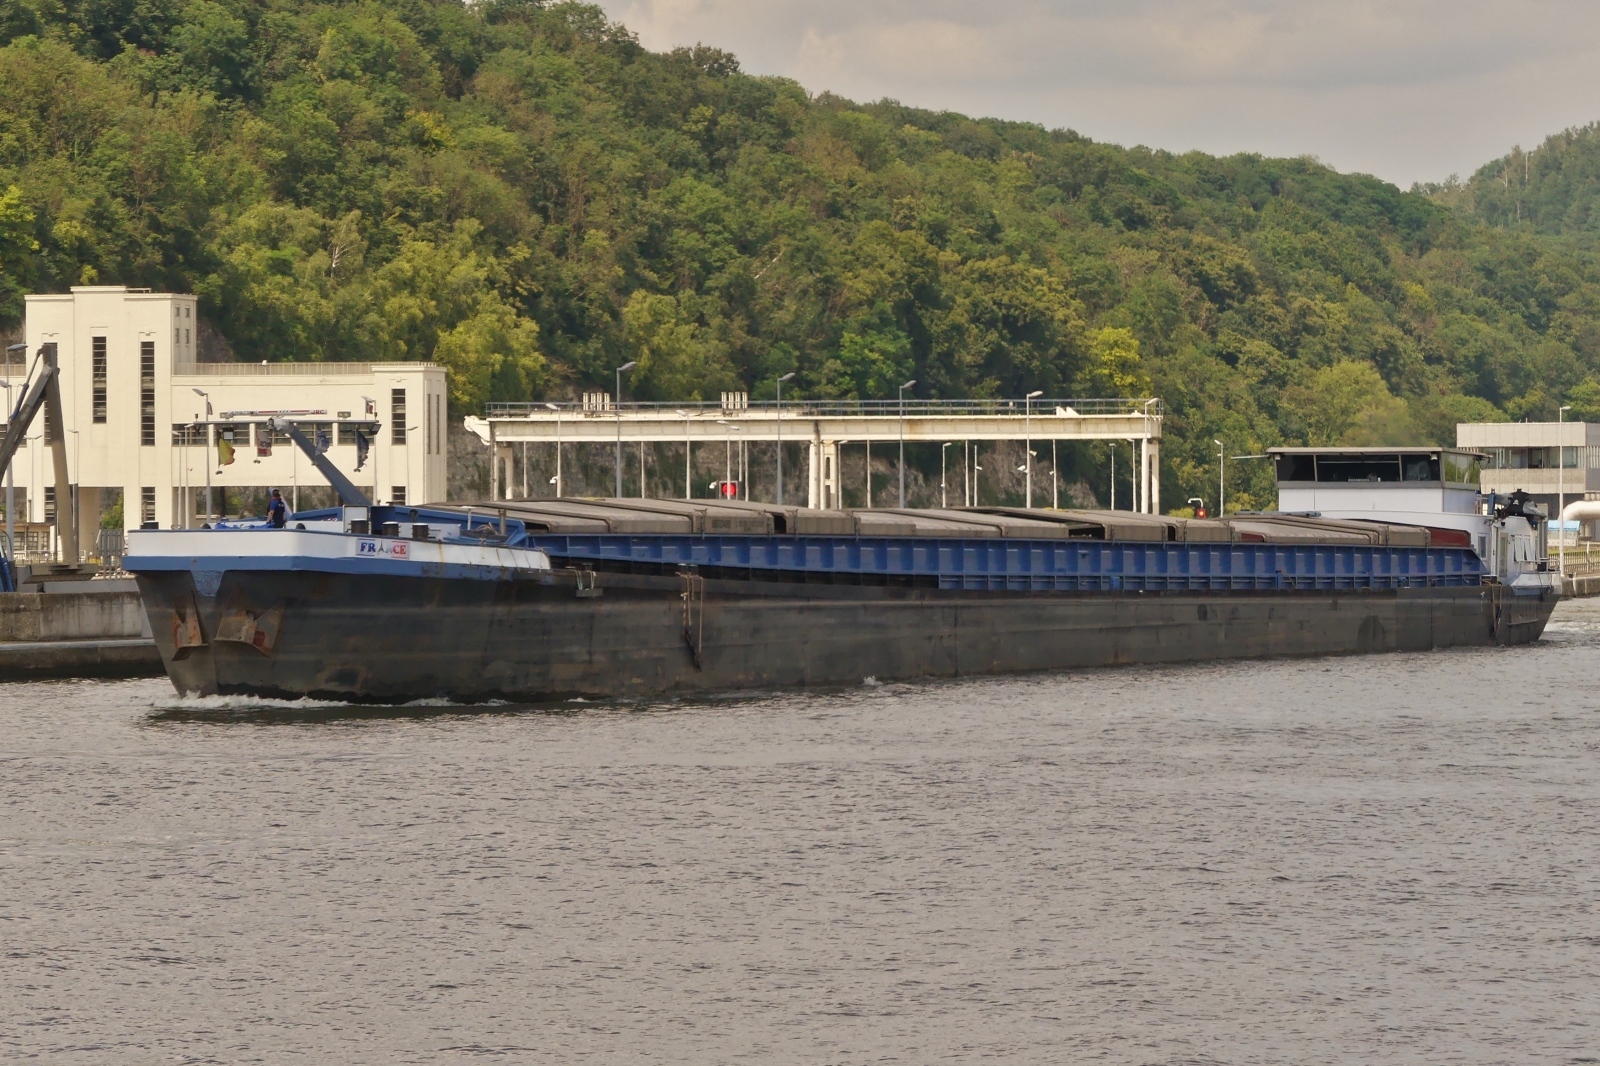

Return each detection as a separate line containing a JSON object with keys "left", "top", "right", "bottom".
{"left": 447, "top": 419, "right": 490, "bottom": 502}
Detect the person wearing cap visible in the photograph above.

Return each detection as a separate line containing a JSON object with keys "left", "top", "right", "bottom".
{"left": 267, "top": 488, "right": 287, "bottom": 528}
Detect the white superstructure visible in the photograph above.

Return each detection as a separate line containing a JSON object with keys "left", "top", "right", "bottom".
{"left": 17, "top": 286, "right": 447, "bottom": 545}
{"left": 1269, "top": 446, "right": 1556, "bottom": 592}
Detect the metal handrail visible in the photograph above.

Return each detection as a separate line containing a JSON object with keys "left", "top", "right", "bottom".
{"left": 485, "top": 397, "right": 1163, "bottom": 418}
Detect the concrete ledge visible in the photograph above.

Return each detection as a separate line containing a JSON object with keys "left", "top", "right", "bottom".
{"left": 0, "top": 589, "right": 149, "bottom": 642}
{"left": 1563, "top": 573, "right": 1600, "bottom": 598}
{"left": 0, "top": 638, "right": 164, "bottom": 680}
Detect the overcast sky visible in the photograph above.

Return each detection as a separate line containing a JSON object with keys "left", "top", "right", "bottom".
{"left": 596, "top": 0, "right": 1600, "bottom": 187}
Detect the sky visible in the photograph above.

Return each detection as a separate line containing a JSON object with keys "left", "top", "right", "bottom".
{"left": 596, "top": 0, "right": 1600, "bottom": 188}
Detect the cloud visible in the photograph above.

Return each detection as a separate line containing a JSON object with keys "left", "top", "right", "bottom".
{"left": 599, "top": 0, "right": 1600, "bottom": 184}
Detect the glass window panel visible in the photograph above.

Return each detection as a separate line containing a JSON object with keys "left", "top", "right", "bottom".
{"left": 1315, "top": 455, "right": 1403, "bottom": 482}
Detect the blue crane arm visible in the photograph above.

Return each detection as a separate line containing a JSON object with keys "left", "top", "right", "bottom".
{"left": 270, "top": 416, "right": 372, "bottom": 507}
{"left": 0, "top": 365, "right": 56, "bottom": 480}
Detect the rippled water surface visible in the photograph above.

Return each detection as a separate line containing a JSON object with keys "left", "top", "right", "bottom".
{"left": 6, "top": 602, "right": 1600, "bottom": 1064}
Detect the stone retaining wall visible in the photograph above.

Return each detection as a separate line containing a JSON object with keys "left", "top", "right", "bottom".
{"left": 0, "top": 589, "right": 150, "bottom": 642}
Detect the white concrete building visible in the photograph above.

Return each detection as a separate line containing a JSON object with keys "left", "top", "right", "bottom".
{"left": 1456, "top": 420, "right": 1600, "bottom": 518}
{"left": 16, "top": 286, "right": 448, "bottom": 544}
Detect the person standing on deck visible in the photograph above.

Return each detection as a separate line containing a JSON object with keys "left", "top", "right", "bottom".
{"left": 267, "top": 489, "right": 287, "bottom": 528}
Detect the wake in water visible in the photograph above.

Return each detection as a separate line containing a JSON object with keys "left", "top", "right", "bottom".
{"left": 146, "top": 691, "right": 521, "bottom": 724}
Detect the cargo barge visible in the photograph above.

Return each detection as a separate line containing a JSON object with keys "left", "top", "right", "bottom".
{"left": 122, "top": 443, "right": 1558, "bottom": 701}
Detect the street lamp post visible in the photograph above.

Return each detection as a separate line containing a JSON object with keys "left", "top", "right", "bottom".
{"left": 716, "top": 420, "right": 740, "bottom": 497}
{"left": 1560, "top": 404, "right": 1572, "bottom": 576}
{"left": 941, "top": 442, "right": 951, "bottom": 508}
{"left": 613, "top": 361, "right": 637, "bottom": 497}
{"left": 1051, "top": 439, "right": 1059, "bottom": 510}
{"left": 775, "top": 372, "right": 795, "bottom": 505}
{"left": 898, "top": 379, "right": 916, "bottom": 508}
{"left": 192, "top": 388, "right": 212, "bottom": 523}
{"left": 677, "top": 410, "right": 690, "bottom": 499}
{"left": 1215, "top": 439, "right": 1225, "bottom": 516}
{"left": 545, "top": 403, "right": 561, "bottom": 496}
{"left": 1025, "top": 390, "right": 1043, "bottom": 507}
{"left": 1142, "top": 398, "right": 1158, "bottom": 515}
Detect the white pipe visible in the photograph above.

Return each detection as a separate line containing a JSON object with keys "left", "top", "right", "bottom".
{"left": 1561, "top": 500, "right": 1600, "bottom": 524}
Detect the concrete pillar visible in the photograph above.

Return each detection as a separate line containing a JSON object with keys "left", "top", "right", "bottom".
{"left": 489, "top": 422, "right": 498, "bottom": 500}
{"left": 1148, "top": 438, "right": 1161, "bottom": 515}
{"left": 1139, "top": 439, "right": 1149, "bottom": 514}
{"left": 807, "top": 434, "right": 821, "bottom": 509}
{"left": 77, "top": 486, "right": 100, "bottom": 559}
{"left": 497, "top": 446, "right": 513, "bottom": 501}
{"left": 822, "top": 440, "right": 840, "bottom": 509}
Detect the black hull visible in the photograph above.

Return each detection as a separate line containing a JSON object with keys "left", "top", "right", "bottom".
{"left": 135, "top": 568, "right": 1557, "bottom": 702}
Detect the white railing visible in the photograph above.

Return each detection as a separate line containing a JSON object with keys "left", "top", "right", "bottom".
{"left": 174, "top": 362, "right": 440, "bottom": 376}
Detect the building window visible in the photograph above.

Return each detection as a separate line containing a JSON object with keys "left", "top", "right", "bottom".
{"left": 141, "top": 487, "right": 155, "bottom": 525}
{"left": 256, "top": 422, "right": 291, "bottom": 447}
{"left": 391, "top": 388, "right": 406, "bottom": 444}
{"left": 43, "top": 486, "right": 54, "bottom": 523}
{"left": 171, "top": 423, "right": 205, "bottom": 445}
{"left": 140, "top": 341, "right": 155, "bottom": 446}
{"left": 91, "top": 336, "right": 107, "bottom": 423}
{"left": 338, "top": 422, "right": 378, "bottom": 446}
{"left": 433, "top": 394, "right": 442, "bottom": 454}
{"left": 302, "top": 423, "right": 333, "bottom": 452}
{"left": 392, "top": 485, "right": 407, "bottom": 505}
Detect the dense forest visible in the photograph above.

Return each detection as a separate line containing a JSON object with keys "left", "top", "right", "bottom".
{"left": 4, "top": 0, "right": 1600, "bottom": 509}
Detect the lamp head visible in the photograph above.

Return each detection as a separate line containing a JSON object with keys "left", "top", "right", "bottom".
{"left": 545, "top": 403, "right": 558, "bottom": 410}
{"left": 191, "top": 387, "right": 207, "bottom": 397}
{"left": 4, "top": 343, "right": 24, "bottom": 353}
{"left": 900, "top": 379, "right": 917, "bottom": 390}
{"left": 1027, "top": 390, "right": 1043, "bottom": 399}
{"left": 778, "top": 372, "right": 796, "bottom": 382}
{"left": 618, "top": 361, "right": 638, "bottom": 373}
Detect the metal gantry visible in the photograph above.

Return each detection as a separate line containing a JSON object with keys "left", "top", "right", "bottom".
{"left": 469, "top": 396, "right": 1164, "bottom": 513}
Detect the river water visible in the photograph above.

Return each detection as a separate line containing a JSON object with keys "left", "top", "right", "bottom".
{"left": 5, "top": 602, "right": 1600, "bottom": 1064}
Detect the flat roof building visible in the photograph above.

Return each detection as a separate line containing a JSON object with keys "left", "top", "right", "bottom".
{"left": 1455, "top": 420, "right": 1600, "bottom": 522}
{"left": 16, "top": 286, "right": 447, "bottom": 547}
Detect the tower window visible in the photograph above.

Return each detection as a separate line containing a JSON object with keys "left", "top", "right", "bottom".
{"left": 92, "top": 337, "right": 107, "bottom": 423}
{"left": 140, "top": 341, "right": 155, "bottom": 446}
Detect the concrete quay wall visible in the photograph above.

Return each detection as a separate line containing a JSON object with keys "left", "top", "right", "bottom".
{"left": 0, "top": 579, "right": 162, "bottom": 679}
{"left": 0, "top": 584, "right": 151, "bottom": 642}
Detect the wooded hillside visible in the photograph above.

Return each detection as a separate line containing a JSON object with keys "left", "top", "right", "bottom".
{"left": 4, "top": 0, "right": 1600, "bottom": 509}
